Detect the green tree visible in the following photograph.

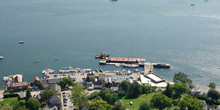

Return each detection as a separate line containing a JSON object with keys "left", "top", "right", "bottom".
{"left": 25, "top": 98, "right": 41, "bottom": 110}
{"left": 150, "top": 94, "right": 172, "bottom": 110}
{"left": 113, "top": 100, "right": 126, "bottom": 110}
{"left": 99, "top": 87, "right": 118, "bottom": 105}
{"left": 36, "top": 81, "right": 44, "bottom": 90}
{"left": 121, "top": 80, "right": 131, "bottom": 94}
{"left": 208, "top": 82, "right": 217, "bottom": 89}
{"left": 40, "top": 88, "right": 57, "bottom": 104}
{"left": 172, "top": 83, "right": 189, "bottom": 99}
{"left": 26, "top": 89, "right": 31, "bottom": 100}
{"left": 127, "top": 81, "right": 142, "bottom": 98}
{"left": 86, "top": 76, "right": 91, "bottom": 82}
{"left": 141, "top": 85, "right": 155, "bottom": 94}
{"left": 89, "top": 99, "right": 111, "bottom": 110}
{"left": 173, "top": 72, "right": 192, "bottom": 86}
{"left": 178, "top": 95, "right": 204, "bottom": 110}
{"left": 163, "top": 83, "right": 172, "bottom": 98}
{"left": 139, "top": 102, "right": 151, "bottom": 110}
{"left": 207, "top": 89, "right": 219, "bottom": 102}
{"left": 59, "top": 77, "right": 74, "bottom": 89}
{"left": 71, "top": 85, "right": 88, "bottom": 110}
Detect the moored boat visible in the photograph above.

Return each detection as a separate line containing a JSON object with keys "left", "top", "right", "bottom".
{"left": 0, "top": 56, "right": 4, "bottom": 59}
{"left": 18, "top": 41, "right": 24, "bottom": 44}
{"left": 95, "top": 53, "right": 109, "bottom": 58}
{"left": 122, "top": 64, "right": 139, "bottom": 68}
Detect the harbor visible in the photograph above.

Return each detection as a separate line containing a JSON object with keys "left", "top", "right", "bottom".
{"left": 96, "top": 53, "right": 170, "bottom": 74}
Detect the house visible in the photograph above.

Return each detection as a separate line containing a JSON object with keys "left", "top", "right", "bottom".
{"left": 49, "top": 94, "right": 61, "bottom": 108}
{"left": 190, "top": 87, "right": 201, "bottom": 96}
{"left": 93, "top": 82, "right": 103, "bottom": 89}
{"left": 49, "top": 84, "right": 61, "bottom": 93}
{"left": 41, "top": 78, "right": 61, "bottom": 89}
{"left": 86, "top": 82, "right": 94, "bottom": 90}
{"left": 11, "top": 82, "right": 29, "bottom": 91}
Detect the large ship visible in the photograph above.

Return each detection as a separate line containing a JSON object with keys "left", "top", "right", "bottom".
{"left": 153, "top": 63, "right": 170, "bottom": 68}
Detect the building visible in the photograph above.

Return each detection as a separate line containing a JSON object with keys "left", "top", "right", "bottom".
{"left": 49, "top": 84, "right": 61, "bottom": 93}
{"left": 49, "top": 94, "right": 61, "bottom": 109}
{"left": 93, "top": 82, "right": 103, "bottom": 89}
{"left": 140, "top": 74, "right": 167, "bottom": 89}
{"left": 11, "top": 82, "right": 29, "bottom": 91}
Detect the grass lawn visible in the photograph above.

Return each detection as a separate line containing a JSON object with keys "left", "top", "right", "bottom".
{"left": 121, "top": 92, "right": 179, "bottom": 110}
{"left": 0, "top": 97, "right": 18, "bottom": 110}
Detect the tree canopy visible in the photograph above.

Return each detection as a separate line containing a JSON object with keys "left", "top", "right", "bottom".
{"left": 25, "top": 98, "right": 41, "bottom": 110}
{"left": 89, "top": 99, "right": 111, "bottom": 110}
{"left": 207, "top": 89, "right": 219, "bottom": 102}
{"left": 26, "top": 89, "right": 31, "bottom": 100}
{"left": 178, "top": 95, "right": 204, "bottom": 110}
{"left": 208, "top": 82, "right": 217, "bottom": 89}
{"left": 99, "top": 87, "right": 118, "bottom": 105}
{"left": 172, "top": 83, "right": 189, "bottom": 99}
{"left": 59, "top": 77, "right": 74, "bottom": 89}
{"left": 113, "top": 100, "right": 126, "bottom": 110}
{"left": 71, "top": 85, "right": 88, "bottom": 110}
{"left": 40, "top": 88, "right": 57, "bottom": 104}
{"left": 173, "top": 72, "right": 192, "bottom": 86}
{"left": 127, "top": 81, "right": 142, "bottom": 98}
{"left": 163, "top": 83, "right": 172, "bottom": 98}
{"left": 139, "top": 102, "right": 151, "bottom": 110}
{"left": 121, "top": 80, "right": 131, "bottom": 94}
{"left": 150, "top": 94, "right": 172, "bottom": 110}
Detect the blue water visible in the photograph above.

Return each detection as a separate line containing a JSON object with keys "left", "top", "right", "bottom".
{"left": 0, "top": 0, "right": 220, "bottom": 89}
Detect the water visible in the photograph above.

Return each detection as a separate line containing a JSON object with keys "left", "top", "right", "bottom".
{"left": 0, "top": 0, "right": 220, "bottom": 89}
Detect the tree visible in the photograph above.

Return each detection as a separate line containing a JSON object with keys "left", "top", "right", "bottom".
{"left": 26, "top": 89, "right": 31, "bottom": 100}
{"left": 121, "top": 80, "right": 131, "bottom": 94}
{"left": 150, "top": 94, "right": 172, "bottom": 110}
{"left": 172, "top": 83, "right": 189, "bottom": 99}
{"left": 36, "top": 81, "right": 44, "bottom": 90}
{"left": 141, "top": 85, "right": 155, "bottom": 94}
{"left": 86, "top": 76, "right": 91, "bottom": 82}
{"left": 113, "top": 100, "right": 126, "bottom": 110}
{"left": 178, "top": 95, "right": 204, "bottom": 110}
{"left": 173, "top": 72, "right": 192, "bottom": 86}
{"left": 59, "top": 77, "right": 74, "bottom": 89}
{"left": 71, "top": 85, "right": 88, "bottom": 110}
{"left": 163, "top": 83, "right": 172, "bottom": 98}
{"left": 89, "top": 99, "right": 111, "bottom": 110}
{"left": 139, "top": 102, "right": 151, "bottom": 110}
{"left": 99, "top": 87, "right": 118, "bottom": 105}
{"left": 127, "top": 81, "right": 142, "bottom": 98}
{"left": 25, "top": 97, "right": 41, "bottom": 110}
{"left": 207, "top": 89, "right": 219, "bottom": 102}
{"left": 40, "top": 88, "right": 57, "bottom": 104}
{"left": 208, "top": 82, "right": 217, "bottom": 89}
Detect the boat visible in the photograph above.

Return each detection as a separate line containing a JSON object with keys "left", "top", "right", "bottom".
{"left": 95, "top": 53, "right": 109, "bottom": 58}
{"left": 18, "top": 41, "right": 24, "bottom": 44}
{"left": 122, "top": 64, "right": 139, "bottom": 68}
{"left": 34, "top": 60, "right": 39, "bottom": 63}
{"left": 0, "top": 56, "right": 4, "bottom": 59}
{"left": 153, "top": 63, "right": 170, "bottom": 68}
{"left": 191, "top": 4, "right": 195, "bottom": 6}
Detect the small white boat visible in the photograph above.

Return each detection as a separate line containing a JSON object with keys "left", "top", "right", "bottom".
{"left": 0, "top": 56, "right": 4, "bottom": 59}
{"left": 123, "top": 64, "right": 139, "bottom": 68}
{"left": 18, "top": 41, "right": 24, "bottom": 44}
